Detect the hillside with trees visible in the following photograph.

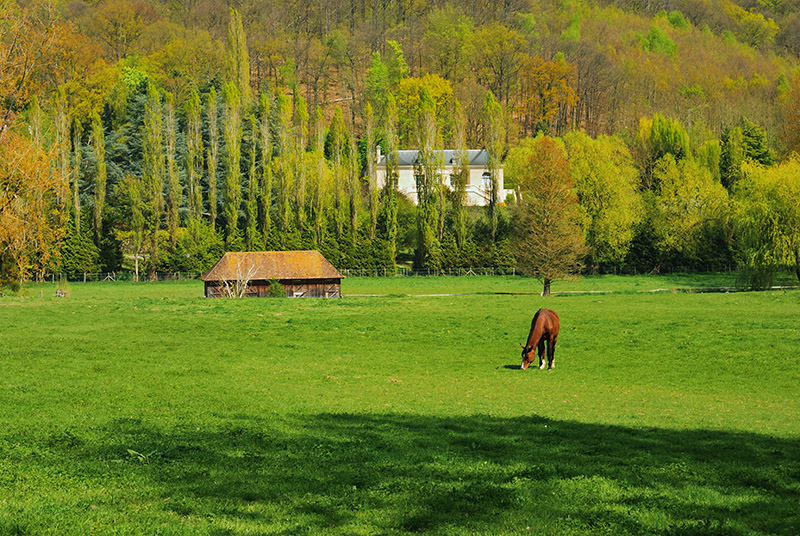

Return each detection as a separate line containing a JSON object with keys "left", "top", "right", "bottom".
{"left": 2, "top": 0, "right": 799, "bottom": 290}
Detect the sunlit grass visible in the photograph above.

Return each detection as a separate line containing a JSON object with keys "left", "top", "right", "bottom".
{"left": 1, "top": 276, "right": 799, "bottom": 534}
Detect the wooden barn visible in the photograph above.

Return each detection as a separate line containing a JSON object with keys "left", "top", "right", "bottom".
{"left": 200, "top": 250, "right": 343, "bottom": 298}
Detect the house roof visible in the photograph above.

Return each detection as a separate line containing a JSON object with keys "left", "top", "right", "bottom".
{"left": 378, "top": 149, "right": 491, "bottom": 167}
{"left": 200, "top": 250, "right": 343, "bottom": 282}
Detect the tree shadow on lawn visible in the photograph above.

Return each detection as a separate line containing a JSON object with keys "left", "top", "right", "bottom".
{"left": 92, "top": 413, "right": 799, "bottom": 534}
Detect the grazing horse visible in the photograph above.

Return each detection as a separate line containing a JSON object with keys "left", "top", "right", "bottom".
{"left": 520, "top": 309, "right": 560, "bottom": 370}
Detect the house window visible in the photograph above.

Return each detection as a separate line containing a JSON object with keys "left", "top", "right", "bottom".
{"left": 482, "top": 172, "right": 492, "bottom": 189}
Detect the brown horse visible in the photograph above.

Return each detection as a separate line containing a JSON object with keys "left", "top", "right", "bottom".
{"left": 520, "top": 309, "right": 560, "bottom": 370}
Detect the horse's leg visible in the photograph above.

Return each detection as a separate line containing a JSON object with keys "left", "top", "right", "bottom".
{"left": 547, "top": 336, "right": 557, "bottom": 369}
{"left": 538, "top": 340, "right": 546, "bottom": 369}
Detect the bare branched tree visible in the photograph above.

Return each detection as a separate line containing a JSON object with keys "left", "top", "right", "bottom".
{"left": 217, "top": 256, "right": 259, "bottom": 298}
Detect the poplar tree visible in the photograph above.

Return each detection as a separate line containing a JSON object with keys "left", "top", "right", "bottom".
{"left": 258, "top": 92, "right": 273, "bottom": 246}
{"left": 483, "top": 90, "right": 504, "bottom": 242}
{"left": 348, "top": 135, "right": 359, "bottom": 244}
{"left": 245, "top": 115, "right": 259, "bottom": 250}
{"left": 90, "top": 112, "right": 107, "bottom": 246}
{"left": 206, "top": 87, "right": 219, "bottom": 230}
{"left": 414, "top": 88, "right": 440, "bottom": 268}
{"left": 226, "top": 8, "right": 252, "bottom": 106}
{"left": 222, "top": 83, "right": 242, "bottom": 248}
{"left": 452, "top": 99, "right": 469, "bottom": 248}
{"left": 185, "top": 88, "right": 204, "bottom": 236}
{"left": 365, "top": 103, "right": 378, "bottom": 239}
{"left": 311, "top": 106, "right": 327, "bottom": 245}
{"left": 294, "top": 95, "right": 309, "bottom": 234}
{"left": 275, "top": 93, "right": 293, "bottom": 240}
{"left": 330, "top": 107, "right": 346, "bottom": 241}
{"left": 380, "top": 93, "right": 399, "bottom": 265}
{"left": 142, "top": 82, "right": 165, "bottom": 274}
{"left": 71, "top": 119, "right": 82, "bottom": 233}
{"left": 164, "top": 92, "right": 181, "bottom": 247}
{"left": 121, "top": 174, "right": 145, "bottom": 281}
{"left": 54, "top": 88, "right": 70, "bottom": 212}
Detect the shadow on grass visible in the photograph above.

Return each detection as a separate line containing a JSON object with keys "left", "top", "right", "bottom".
{"left": 86, "top": 414, "right": 800, "bottom": 534}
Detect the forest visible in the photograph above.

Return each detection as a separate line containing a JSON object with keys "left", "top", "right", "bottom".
{"left": 2, "top": 0, "right": 800, "bottom": 291}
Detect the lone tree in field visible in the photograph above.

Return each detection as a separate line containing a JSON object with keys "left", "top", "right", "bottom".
{"left": 508, "top": 135, "right": 586, "bottom": 296}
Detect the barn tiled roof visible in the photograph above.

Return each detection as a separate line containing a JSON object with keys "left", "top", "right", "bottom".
{"left": 200, "top": 250, "right": 343, "bottom": 281}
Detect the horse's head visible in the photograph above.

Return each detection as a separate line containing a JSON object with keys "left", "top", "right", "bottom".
{"left": 520, "top": 344, "right": 533, "bottom": 370}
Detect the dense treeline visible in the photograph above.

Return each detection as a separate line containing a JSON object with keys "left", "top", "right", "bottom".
{"left": 1, "top": 0, "right": 800, "bottom": 292}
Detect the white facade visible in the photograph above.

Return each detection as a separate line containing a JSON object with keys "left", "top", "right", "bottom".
{"left": 375, "top": 149, "right": 513, "bottom": 206}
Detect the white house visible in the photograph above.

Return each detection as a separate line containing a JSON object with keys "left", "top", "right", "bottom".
{"left": 375, "top": 149, "right": 514, "bottom": 206}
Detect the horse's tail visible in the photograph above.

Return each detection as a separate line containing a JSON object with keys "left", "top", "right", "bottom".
{"left": 531, "top": 308, "right": 543, "bottom": 327}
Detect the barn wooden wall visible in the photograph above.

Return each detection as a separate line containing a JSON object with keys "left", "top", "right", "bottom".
{"left": 205, "top": 279, "right": 341, "bottom": 298}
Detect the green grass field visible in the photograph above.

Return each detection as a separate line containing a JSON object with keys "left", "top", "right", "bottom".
{"left": 1, "top": 275, "right": 799, "bottom": 535}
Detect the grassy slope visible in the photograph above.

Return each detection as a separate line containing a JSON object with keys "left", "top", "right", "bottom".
{"left": 1, "top": 277, "right": 799, "bottom": 535}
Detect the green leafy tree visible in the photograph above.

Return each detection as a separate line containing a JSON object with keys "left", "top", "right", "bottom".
{"left": 468, "top": 22, "right": 527, "bottom": 106}
{"left": 422, "top": 6, "right": 474, "bottom": 82}
{"left": 635, "top": 114, "right": 690, "bottom": 189}
{"left": 721, "top": 118, "right": 775, "bottom": 190}
{"left": 508, "top": 135, "right": 586, "bottom": 296}
{"left": 564, "top": 131, "right": 644, "bottom": 267}
{"left": 650, "top": 154, "right": 729, "bottom": 266}
{"left": 734, "top": 156, "right": 800, "bottom": 286}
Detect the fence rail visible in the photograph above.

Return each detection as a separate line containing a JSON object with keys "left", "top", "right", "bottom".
{"left": 34, "top": 265, "right": 798, "bottom": 283}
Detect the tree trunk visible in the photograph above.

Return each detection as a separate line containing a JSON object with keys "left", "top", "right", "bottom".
{"left": 795, "top": 249, "right": 800, "bottom": 283}
{"left": 542, "top": 278, "right": 551, "bottom": 297}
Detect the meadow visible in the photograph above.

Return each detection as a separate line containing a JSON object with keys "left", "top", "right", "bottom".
{"left": 1, "top": 275, "right": 799, "bottom": 535}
